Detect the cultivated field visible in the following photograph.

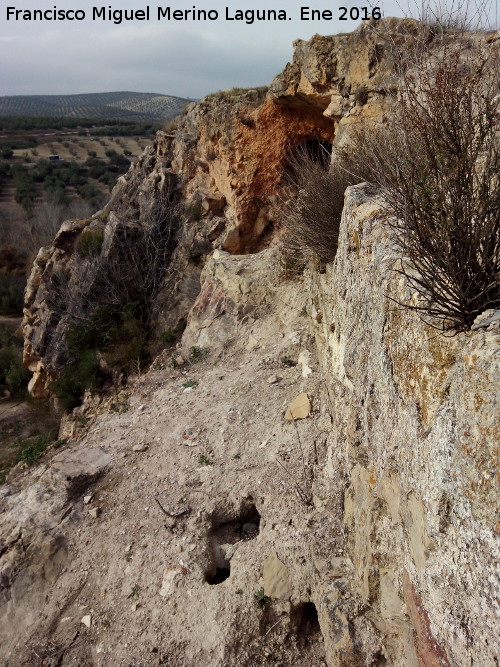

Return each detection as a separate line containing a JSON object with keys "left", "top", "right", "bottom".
{"left": 12, "top": 135, "right": 149, "bottom": 161}
{"left": 0, "top": 91, "right": 190, "bottom": 121}
{"left": 0, "top": 116, "right": 171, "bottom": 263}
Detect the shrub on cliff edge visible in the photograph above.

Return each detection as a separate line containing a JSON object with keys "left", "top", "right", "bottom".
{"left": 282, "top": 26, "right": 499, "bottom": 332}
{"left": 346, "top": 48, "right": 499, "bottom": 332}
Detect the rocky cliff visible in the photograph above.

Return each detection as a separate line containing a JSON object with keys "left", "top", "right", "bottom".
{"left": 3, "top": 18, "right": 499, "bottom": 667}
{"left": 23, "top": 18, "right": 439, "bottom": 397}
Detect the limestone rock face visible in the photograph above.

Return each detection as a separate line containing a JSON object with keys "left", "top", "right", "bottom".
{"left": 269, "top": 18, "right": 423, "bottom": 110}
{"left": 172, "top": 88, "right": 334, "bottom": 253}
{"left": 270, "top": 18, "right": 495, "bottom": 149}
{"left": 181, "top": 247, "right": 279, "bottom": 349}
{"left": 304, "top": 184, "right": 499, "bottom": 666}
{"left": 268, "top": 16, "right": 428, "bottom": 156}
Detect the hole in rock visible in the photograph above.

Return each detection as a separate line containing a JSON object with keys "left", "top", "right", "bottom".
{"left": 283, "top": 138, "right": 333, "bottom": 181}
{"left": 205, "top": 567, "right": 231, "bottom": 585}
{"left": 204, "top": 500, "right": 261, "bottom": 585}
{"left": 292, "top": 602, "right": 322, "bottom": 647}
{"left": 372, "top": 651, "right": 388, "bottom": 665}
{"left": 302, "top": 139, "right": 332, "bottom": 163}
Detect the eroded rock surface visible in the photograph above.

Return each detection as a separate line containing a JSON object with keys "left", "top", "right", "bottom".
{"left": 4, "top": 186, "right": 498, "bottom": 665}
{"left": 305, "top": 185, "right": 499, "bottom": 666}
{"left": 8, "top": 18, "right": 500, "bottom": 667}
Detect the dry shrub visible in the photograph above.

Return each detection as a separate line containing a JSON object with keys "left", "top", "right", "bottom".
{"left": 345, "top": 45, "right": 500, "bottom": 332}
{"left": 410, "top": 0, "right": 497, "bottom": 32}
{"left": 47, "top": 191, "right": 185, "bottom": 409}
{"left": 66, "top": 194, "right": 182, "bottom": 333}
{"left": 280, "top": 145, "right": 339, "bottom": 269}
{"left": 279, "top": 143, "right": 374, "bottom": 271}
{"left": 281, "top": 10, "right": 499, "bottom": 331}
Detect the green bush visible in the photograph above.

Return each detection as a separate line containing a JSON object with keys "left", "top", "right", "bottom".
{"left": 66, "top": 320, "right": 103, "bottom": 352}
{"left": 254, "top": 588, "right": 270, "bottom": 607}
{"left": 281, "top": 142, "right": 372, "bottom": 269}
{"left": 75, "top": 227, "right": 105, "bottom": 257}
{"left": 188, "top": 199, "right": 203, "bottom": 222}
{"left": 0, "top": 275, "right": 24, "bottom": 316}
{"left": 190, "top": 346, "right": 208, "bottom": 363}
{"left": 0, "top": 347, "right": 16, "bottom": 384}
{"left": 0, "top": 325, "right": 30, "bottom": 397}
{"left": 51, "top": 348, "right": 105, "bottom": 410}
{"left": 52, "top": 305, "right": 148, "bottom": 410}
{"left": 160, "top": 329, "right": 176, "bottom": 345}
{"left": 104, "top": 314, "right": 147, "bottom": 371}
{"left": 77, "top": 183, "right": 102, "bottom": 205}
{"left": 12, "top": 165, "right": 36, "bottom": 214}
{"left": 5, "top": 356, "right": 31, "bottom": 396}
{"left": 19, "top": 433, "right": 57, "bottom": 466}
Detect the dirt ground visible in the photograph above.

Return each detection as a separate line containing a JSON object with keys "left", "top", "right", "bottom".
{"left": 0, "top": 277, "right": 333, "bottom": 667}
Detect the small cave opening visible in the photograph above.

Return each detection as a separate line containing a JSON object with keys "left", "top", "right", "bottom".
{"left": 204, "top": 499, "right": 261, "bottom": 585}
{"left": 291, "top": 602, "right": 322, "bottom": 648}
{"left": 211, "top": 499, "right": 261, "bottom": 543}
{"left": 205, "top": 567, "right": 231, "bottom": 585}
{"left": 291, "top": 137, "right": 333, "bottom": 168}
{"left": 282, "top": 137, "right": 333, "bottom": 181}
{"left": 302, "top": 138, "right": 333, "bottom": 164}
{"left": 372, "top": 651, "right": 388, "bottom": 665}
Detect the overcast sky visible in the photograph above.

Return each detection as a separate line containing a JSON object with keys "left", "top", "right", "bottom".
{"left": 0, "top": 0, "right": 497, "bottom": 98}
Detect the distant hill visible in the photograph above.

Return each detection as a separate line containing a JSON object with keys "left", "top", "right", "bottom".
{"left": 0, "top": 91, "right": 191, "bottom": 121}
